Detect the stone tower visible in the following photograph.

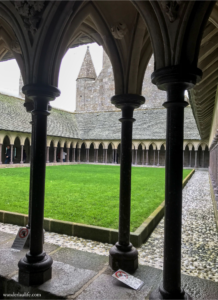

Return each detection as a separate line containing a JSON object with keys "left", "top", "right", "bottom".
{"left": 76, "top": 46, "right": 97, "bottom": 111}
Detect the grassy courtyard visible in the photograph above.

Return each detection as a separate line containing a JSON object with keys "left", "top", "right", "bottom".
{"left": 0, "top": 165, "right": 191, "bottom": 231}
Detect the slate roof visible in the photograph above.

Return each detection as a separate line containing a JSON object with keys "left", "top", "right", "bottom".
{"left": 0, "top": 93, "right": 200, "bottom": 141}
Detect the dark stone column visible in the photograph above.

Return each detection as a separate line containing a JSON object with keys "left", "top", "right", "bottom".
{"left": 183, "top": 150, "right": 185, "bottom": 167}
{"left": 105, "top": 149, "right": 108, "bottom": 163}
{"left": 132, "top": 149, "right": 134, "bottom": 164}
{"left": 114, "top": 149, "right": 117, "bottom": 164}
{"left": 157, "top": 150, "right": 160, "bottom": 166}
{"left": 60, "top": 147, "right": 63, "bottom": 163}
{"left": 72, "top": 148, "right": 75, "bottom": 162}
{"left": 194, "top": 150, "right": 198, "bottom": 168}
{"left": 103, "top": 149, "right": 105, "bottom": 163}
{"left": 112, "top": 149, "right": 115, "bottom": 163}
{"left": 53, "top": 147, "right": 57, "bottom": 163}
{"left": 142, "top": 149, "right": 145, "bottom": 165}
{"left": 109, "top": 94, "right": 145, "bottom": 273}
{"left": 146, "top": 149, "right": 149, "bottom": 165}
{"left": 78, "top": 148, "right": 81, "bottom": 162}
{"left": 66, "top": 148, "right": 69, "bottom": 162}
{"left": 189, "top": 149, "right": 192, "bottom": 167}
{"left": 46, "top": 147, "right": 49, "bottom": 163}
{"left": 135, "top": 149, "right": 137, "bottom": 165}
{"left": 96, "top": 149, "right": 98, "bottom": 163}
{"left": 202, "top": 150, "right": 205, "bottom": 168}
{"left": 18, "top": 83, "right": 60, "bottom": 286}
{"left": 10, "top": 145, "right": 13, "bottom": 164}
{"left": 153, "top": 149, "right": 155, "bottom": 166}
{"left": 86, "top": 148, "right": 89, "bottom": 162}
{"left": 150, "top": 66, "right": 201, "bottom": 300}
{"left": 20, "top": 145, "right": 24, "bottom": 164}
{"left": 0, "top": 143, "right": 2, "bottom": 164}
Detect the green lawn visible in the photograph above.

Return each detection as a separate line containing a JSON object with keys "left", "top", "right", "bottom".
{"left": 0, "top": 165, "right": 191, "bottom": 231}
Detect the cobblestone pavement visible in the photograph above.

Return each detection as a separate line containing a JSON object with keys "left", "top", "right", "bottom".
{"left": 0, "top": 170, "right": 217, "bottom": 282}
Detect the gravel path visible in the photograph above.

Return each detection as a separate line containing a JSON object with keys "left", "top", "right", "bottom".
{"left": 0, "top": 170, "right": 217, "bottom": 282}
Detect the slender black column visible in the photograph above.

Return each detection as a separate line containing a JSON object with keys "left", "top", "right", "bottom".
{"left": 142, "top": 149, "right": 145, "bottom": 165}
{"left": 112, "top": 149, "right": 115, "bottom": 163}
{"left": 72, "top": 148, "right": 75, "bottom": 162}
{"left": 194, "top": 150, "right": 198, "bottom": 168}
{"left": 153, "top": 148, "right": 155, "bottom": 166}
{"left": 60, "top": 147, "right": 63, "bottom": 163}
{"left": 150, "top": 66, "right": 201, "bottom": 300}
{"left": 146, "top": 149, "right": 148, "bottom": 165}
{"left": 67, "top": 148, "right": 70, "bottom": 162}
{"left": 87, "top": 148, "right": 89, "bottom": 162}
{"left": 202, "top": 150, "right": 205, "bottom": 167}
{"left": 20, "top": 145, "right": 24, "bottom": 164}
{"left": 109, "top": 94, "right": 144, "bottom": 273}
{"left": 10, "top": 144, "right": 13, "bottom": 164}
{"left": 103, "top": 149, "right": 105, "bottom": 163}
{"left": 96, "top": 149, "right": 98, "bottom": 162}
{"left": 0, "top": 143, "right": 2, "bottom": 164}
{"left": 189, "top": 149, "right": 191, "bottom": 167}
{"left": 157, "top": 150, "right": 160, "bottom": 166}
{"left": 78, "top": 148, "right": 81, "bottom": 162}
{"left": 18, "top": 84, "right": 60, "bottom": 286}
{"left": 53, "top": 147, "right": 57, "bottom": 163}
{"left": 105, "top": 149, "right": 108, "bottom": 163}
{"left": 46, "top": 147, "right": 49, "bottom": 163}
{"left": 135, "top": 149, "right": 137, "bottom": 165}
{"left": 114, "top": 149, "right": 117, "bottom": 163}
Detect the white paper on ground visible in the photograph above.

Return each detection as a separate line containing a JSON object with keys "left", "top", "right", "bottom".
{"left": 11, "top": 227, "right": 29, "bottom": 251}
{"left": 112, "top": 269, "right": 144, "bottom": 290}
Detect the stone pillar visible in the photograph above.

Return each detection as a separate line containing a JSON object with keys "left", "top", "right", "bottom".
{"left": 142, "top": 149, "right": 145, "bottom": 165}
{"left": 146, "top": 149, "right": 149, "bottom": 165}
{"left": 202, "top": 150, "right": 205, "bottom": 168}
{"left": 153, "top": 149, "right": 155, "bottom": 166}
{"left": 183, "top": 150, "right": 185, "bottom": 167}
{"left": 53, "top": 147, "right": 57, "bottom": 163}
{"left": 20, "top": 145, "right": 24, "bottom": 164}
{"left": 135, "top": 149, "right": 137, "bottom": 165}
{"left": 114, "top": 149, "right": 117, "bottom": 164}
{"left": 149, "top": 67, "right": 201, "bottom": 300}
{"left": 112, "top": 149, "right": 115, "bottom": 163}
{"left": 72, "top": 148, "right": 75, "bottom": 162}
{"left": 0, "top": 143, "right": 2, "bottom": 164}
{"left": 189, "top": 149, "right": 192, "bottom": 167}
{"left": 105, "top": 149, "right": 108, "bottom": 163}
{"left": 18, "top": 84, "right": 60, "bottom": 286}
{"left": 194, "top": 150, "right": 198, "bottom": 168}
{"left": 109, "top": 94, "right": 145, "bottom": 273}
{"left": 86, "top": 148, "right": 89, "bottom": 162}
{"left": 78, "top": 148, "right": 81, "bottom": 162}
{"left": 103, "top": 149, "right": 105, "bottom": 163}
{"left": 157, "top": 150, "right": 160, "bottom": 166}
{"left": 132, "top": 149, "right": 134, "bottom": 164}
{"left": 95, "top": 149, "right": 98, "bottom": 163}
{"left": 46, "top": 147, "right": 49, "bottom": 163}
{"left": 67, "top": 148, "right": 70, "bottom": 162}
{"left": 10, "top": 144, "right": 13, "bottom": 164}
{"left": 60, "top": 147, "right": 63, "bottom": 163}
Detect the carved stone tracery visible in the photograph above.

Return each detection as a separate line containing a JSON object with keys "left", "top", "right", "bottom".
{"left": 160, "top": 1, "right": 183, "bottom": 23}
{"left": 13, "top": 1, "right": 46, "bottom": 35}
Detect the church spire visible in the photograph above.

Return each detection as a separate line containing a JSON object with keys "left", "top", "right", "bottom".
{"left": 77, "top": 46, "right": 97, "bottom": 80}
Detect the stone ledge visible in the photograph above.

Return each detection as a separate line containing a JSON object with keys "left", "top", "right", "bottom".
{"left": 0, "top": 169, "right": 195, "bottom": 248}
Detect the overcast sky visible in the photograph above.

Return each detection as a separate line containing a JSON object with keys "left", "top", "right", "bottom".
{"left": 0, "top": 43, "right": 103, "bottom": 112}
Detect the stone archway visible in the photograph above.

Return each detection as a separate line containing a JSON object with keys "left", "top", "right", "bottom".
{"left": 2, "top": 136, "right": 10, "bottom": 163}
{"left": 13, "top": 137, "right": 21, "bottom": 164}
{"left": 81, "top": 143, "right": 86, "bottom": 162}
{"left": 90, "top": 143, "right": 95, "bottom": 162}
{"left": 108, "top": 144, "right": 113, "bottom": 163}
{"left": 99, "top": 144, "right": 103, "bottom": 163}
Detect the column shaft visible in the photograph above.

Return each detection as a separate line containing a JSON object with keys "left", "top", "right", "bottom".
{"left": 153, "top": 149, "right": 155, "bottom": 166}
{"left": 195, "top": 150, "right": 198, "bottom": 168}
{"left": 135, "top": 149, "right": 137, "bottom": 165}
{"left": 78, "top": 148, "right": 81, "bottom": 162}
{"left": 46, "top": 147, "right": 49, "bottom": 163}
{"left": 132, "top": 149, "right": 134, "bottom": 164}
{"left": 87, "top": 149, "right": 89, "bottom": 162}
{"left": 96, "top": 149, "right": 98, "bottom": 163}
{"left": 20, "top": 145, "right": 24, "bottom": 164}
{"left": 114, "top": 149, "right": 117, "bottom": 164}
{"left": 54, "top": 147, "right": 57, "bottom": 163}
{"left": 60, "top": 147, "right": 63, "bottom": 163}
{"left": 67, "top": 148, "right": 70, "bottom": 162}
{"left": 10, "top": 145, "right": 13, "bottom": 164}
{"left": 202, "top": 150, "right": 205, "bottom": 168}
{"left": 162, "top": 87, "right": 188, "bottom": 295}
{"left": 189, "top": 150, "right": 191, "bottom": 167}
{"left": 142, "top": 149, "right": 145, "bottom": 165}
{"left": 0, "top": 143, "right": 2, "bottom": 164}
{"left": 157, "top": 150, "right": 160, "bottom": 166}
{"left": 105, "top": 149, "right": 107, "bottom": 163}
{"left": 72, "top": 148, "right": 75, "bottom": 162}
{"left": 146, "top": 149, "right": 148, "bottom": 165}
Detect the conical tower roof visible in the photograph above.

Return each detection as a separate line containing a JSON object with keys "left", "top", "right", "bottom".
{"left": 77, "top": 46, "right": 97, "bottom": 80}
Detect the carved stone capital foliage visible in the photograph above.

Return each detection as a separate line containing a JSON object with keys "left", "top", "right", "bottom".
{"left": 160, "top": 1, "right": 183, "bottom": 23}
{"left": 13, "top": 1, "right": 46, "bottom": 35}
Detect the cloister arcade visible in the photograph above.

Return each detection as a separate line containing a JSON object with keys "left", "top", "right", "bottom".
{"left": 0, "top": 131, "right": 209, "bottom": 168}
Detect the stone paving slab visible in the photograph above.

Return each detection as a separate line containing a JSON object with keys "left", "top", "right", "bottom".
{"left": 51, "top": 247, "right": 108, "bottom": 272}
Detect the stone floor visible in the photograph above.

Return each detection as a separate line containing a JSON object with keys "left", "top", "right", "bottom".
{"left": 0, "top": 170, "right": 218, "bottom": 285}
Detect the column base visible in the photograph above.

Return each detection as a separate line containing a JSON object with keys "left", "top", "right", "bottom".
{"left": 20, "top": 161, "right": 24, "bottom": 164}
{"left": 18, "top": 253, "right": 53, "bottom": 286}
{"left": 10, "top": 162, "right": 13, "bottom": 164}
{"left": 109, "top": 244, "right": 138, "bottom": 273}
{"left": 149, "top": 286, "right": 192, "bottom": 300}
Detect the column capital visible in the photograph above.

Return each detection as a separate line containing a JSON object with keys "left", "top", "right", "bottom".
{"left": 22, "top": 84, "right": 60, "bottom": 101}
{"left": 111, "top": 94, "right": 145, "bottom": 111}
{"left": 151, "top": 66, "right": 202, "bottom": 91}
